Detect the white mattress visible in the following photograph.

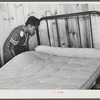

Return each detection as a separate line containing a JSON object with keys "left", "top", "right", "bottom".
{"left": 0, "top": 50, "right": 100, "bottom": 89}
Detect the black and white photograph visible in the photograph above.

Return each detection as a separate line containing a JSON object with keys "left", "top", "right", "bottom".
{"left": 1, "top": 2, "right": 100, "bottom": 95}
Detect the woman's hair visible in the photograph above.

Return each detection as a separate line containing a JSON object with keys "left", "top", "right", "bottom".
{"left": 25, "top": 16, "right": 40, "bottom": 27}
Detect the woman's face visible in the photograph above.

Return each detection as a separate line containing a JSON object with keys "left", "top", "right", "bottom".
{"left": 28, "top": 25, "right": 36, "bottom": 36}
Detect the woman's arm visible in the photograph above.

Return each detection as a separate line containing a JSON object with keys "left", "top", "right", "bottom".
{"left": 9, "top": 43, "right": 16, "bottom": 57}
{"left": 24, "top": 42, "right": 29, "bottom": 51}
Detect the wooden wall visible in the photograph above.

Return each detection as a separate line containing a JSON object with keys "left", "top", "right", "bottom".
{"left": 0, "top": 3, "right": 100, "bottom": 66}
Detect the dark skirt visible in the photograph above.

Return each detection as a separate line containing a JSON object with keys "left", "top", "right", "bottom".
{"left": 14, "top": 45, "right": 25, "bottom": 55}
{"left": 3, "top": 44, "right": 25, "bottom": 65}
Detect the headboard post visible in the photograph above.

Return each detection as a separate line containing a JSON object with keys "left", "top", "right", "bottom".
{"left": 55, "top": 19, "right": 61, "bottom": 47}
{"left": 46, "top": 20, "right": 51, "bottom": 46}
{"left": 89, "top": 14, "right": 94, "bottom": 48}
{"left": 65, "top": 18, "right": 72, "bottom": 47}
{"left": 36, "top": 28, "right": 40, "bottom": 45}
{"left": 77, "top": 15, "right": 82, "bottom": 48}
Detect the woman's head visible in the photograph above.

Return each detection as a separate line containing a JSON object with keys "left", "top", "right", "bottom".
{"left": 25, "top": 16, "right": 40, "bottom": 36}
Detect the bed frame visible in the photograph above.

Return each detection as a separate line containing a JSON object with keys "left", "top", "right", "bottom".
{"left": 1, "top": 11, "right": 100, "bottom": 89}
{"left": 36, "top": 11, "right": 100, "bottom": 48}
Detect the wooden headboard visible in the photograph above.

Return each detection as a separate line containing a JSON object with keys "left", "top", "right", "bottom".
{"left": 36, "top": 11, "right": 100, "bottom": 48}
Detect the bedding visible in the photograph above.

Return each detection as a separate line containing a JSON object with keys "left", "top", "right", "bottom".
{"left": 0, "top": 46, "right": 100, "bottom": 89}
{"left": 35, "top": 45, "right": 100, "bottom": 59}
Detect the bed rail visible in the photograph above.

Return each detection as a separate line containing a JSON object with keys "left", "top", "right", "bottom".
{"left": 36, "top": 11, "right": 100, "bottom": 48}
{"left": 40, "top": 11, "right": 100, "bottom": 21}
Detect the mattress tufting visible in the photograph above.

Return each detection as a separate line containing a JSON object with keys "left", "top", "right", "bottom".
{"left": 0, "top": 51, "right": 100, "bottom": 89}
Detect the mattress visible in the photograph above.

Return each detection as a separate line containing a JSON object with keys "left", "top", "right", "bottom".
{"left": 0, "top": 46, "right": 100, "bottom": 89}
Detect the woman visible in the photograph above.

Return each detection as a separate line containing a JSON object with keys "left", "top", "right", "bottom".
{"left": 3, "top": 16, "right": 40, "bottom": 64}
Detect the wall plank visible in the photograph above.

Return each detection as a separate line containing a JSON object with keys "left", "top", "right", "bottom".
{"left": 39, "top": 20, "right": 50, "bottom": 46}
{"left": 0, "top": 4, "right": 11, "bottom": 65}
{"left": 0, "top": 4, "right": 5, "bottom": 65}
{"left": 1, "top": 4, "right": 11, "bottom": 39}
{"left": 22, "top": 4, "right": 30, "bottom": 22}
{"left": 56, "top": 4, "right": 68, "bottom": 47}
{"left": 29, "top": 3, "right": 38, "bottom": 17}
{"left": 8, "top": 4, "right": 18, "bottom": 30}
{"left": 51, "top": 20, "right": 58, "bottom": 47}
{"left": 15, "top": 4, "right": 25, "bottom": 25}
{"left": 50, "top": 4, "right": 57, "bottom": 16}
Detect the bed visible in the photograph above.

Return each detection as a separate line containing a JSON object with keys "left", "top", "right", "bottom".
{"left": 1, "top": 11, "right": 100, "bottom": 89}
{"left": 0, "top": 46, "right": 100, "bottom": 89}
